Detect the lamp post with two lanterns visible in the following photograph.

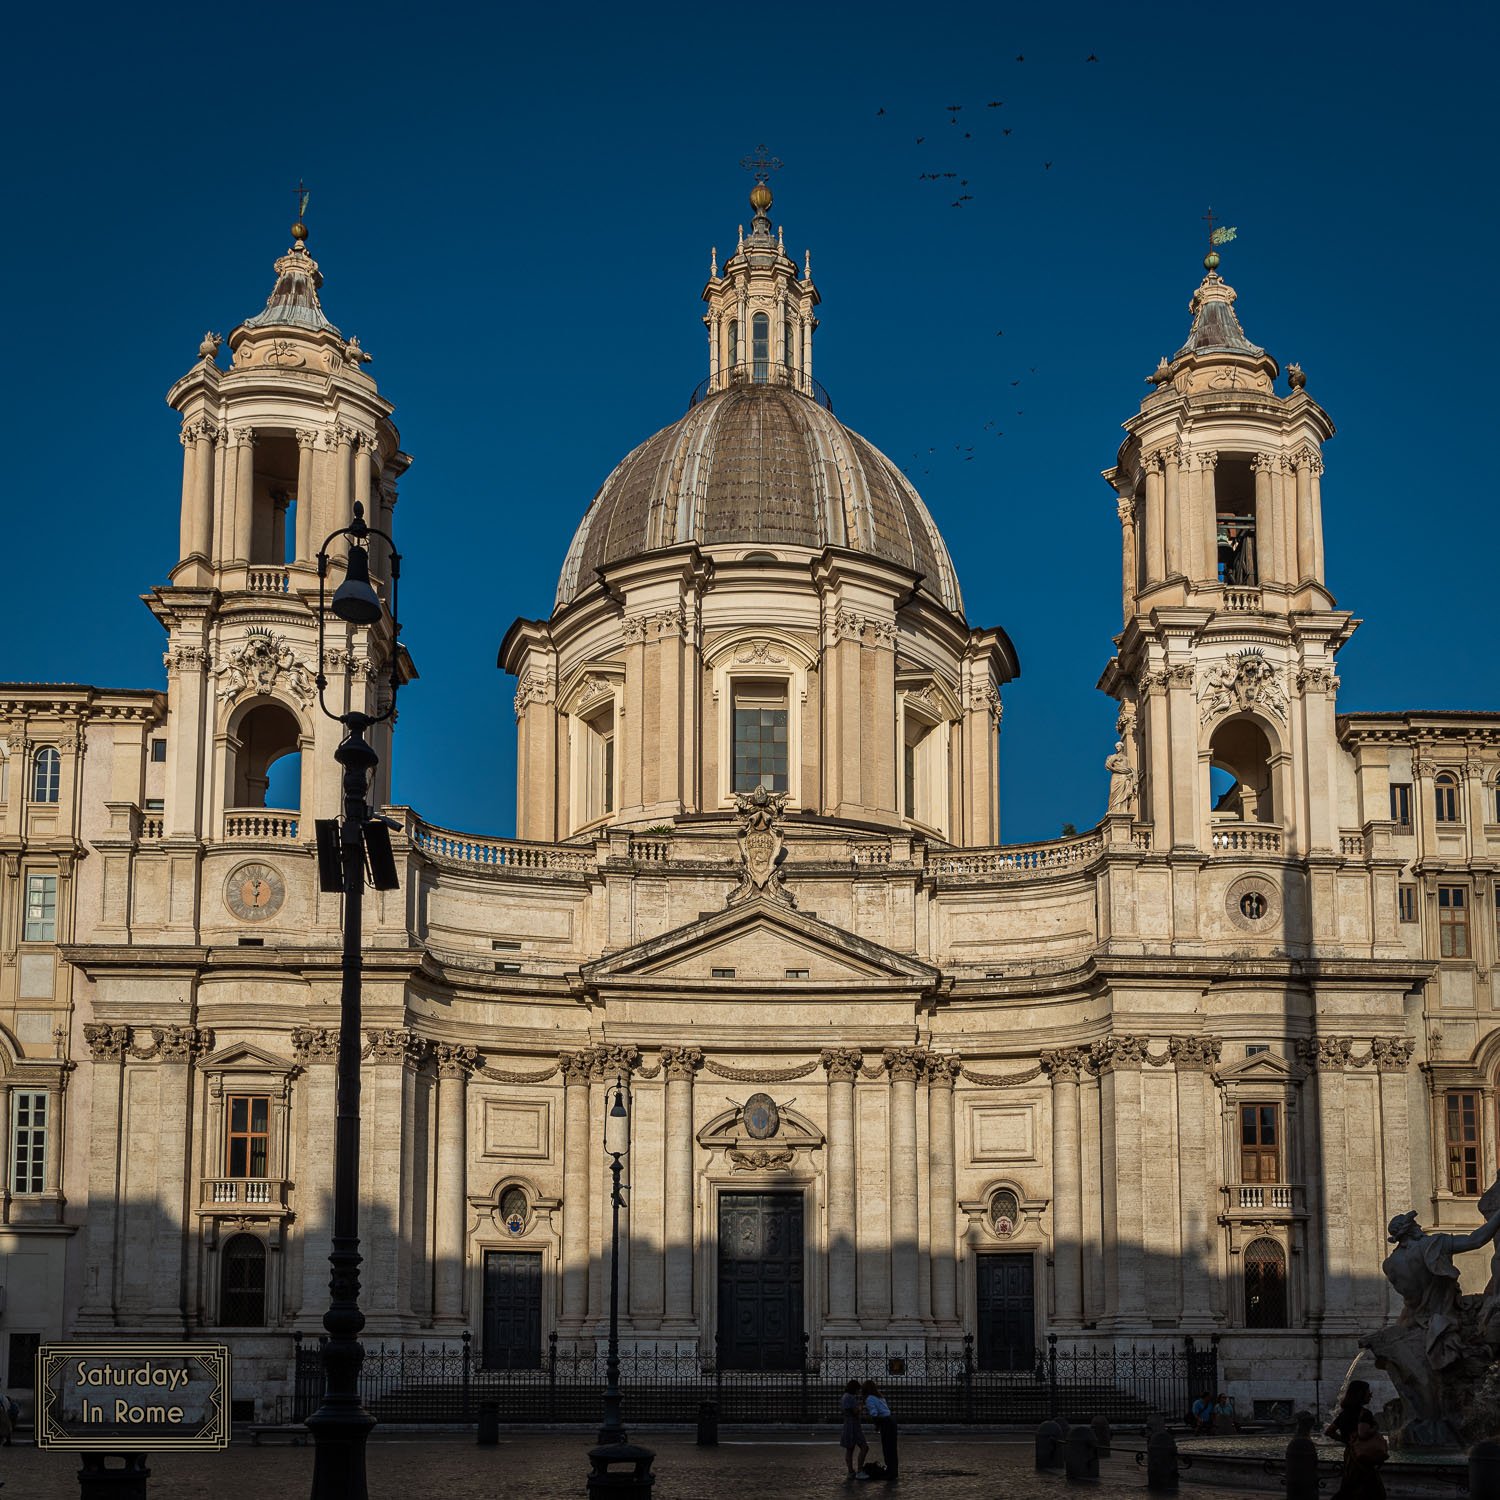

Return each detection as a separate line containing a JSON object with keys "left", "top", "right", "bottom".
{"left": 305, "top": 500, "right": 405, "bottom": 1500}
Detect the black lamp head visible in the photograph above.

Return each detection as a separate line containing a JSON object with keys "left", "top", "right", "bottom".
{"left": 331, "top": 543, "right": 383, "bottom": 625}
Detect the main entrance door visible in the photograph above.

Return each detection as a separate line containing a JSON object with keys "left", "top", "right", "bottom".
{"left": 976, "top": 1252, "right": 1034, "bottom": 1371}
{"left": 717, "top": 1191, "right": 804, "bottom": 1370}
{"left": 482, "top": 1250, "right": 542, "bottom": 1370}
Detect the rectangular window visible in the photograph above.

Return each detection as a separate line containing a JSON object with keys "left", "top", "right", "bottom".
{"left": 23, "top": 874, "right": 57, "bottom": 942}
{"left": 602, "top": 733, "right": 615, "bottom": 815}
{"left": 785, "top": 968, "right": 810, "bottom": 979}
{"left": 7, "top": 1332, "right": 40, "bottom": 1390}
{"left": 1389, "top": 782, "right": 1412, "bottom": 828}
{"left": 1240, "top": 1103, "right": 1281, "bottom": 1183}
{"left": 711, "top": 967, "right": 736, "bottom": 979}
{"left": 1398, "top": 884, "right": 1417, "bottom": 923}
{"left": 10, "top": 1091, "right": 47, "bottom": 1195}
{"left": 732, "top": 682, "right": 788, "bottom": 793}
{"left": 903, "top": 740, "right": 917, "bottom": 819}
{"left": 1439, "top": 885, "right": 1470, "bottom": 958}
{"left": 225, "top": 1095, "right": 270, "bottom": 1179}
{"left": 151, "top": 738, "right": 167, "bottom": 763}
{"left": 1435, "top": 777, "right": 1460, "bottom": 823}
{"left": 1447, "top": 1090, "right": 1481, "bottom": 1195}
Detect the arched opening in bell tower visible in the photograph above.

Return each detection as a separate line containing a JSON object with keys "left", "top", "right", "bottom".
{"left": 1214, "top": 456, "right": 1258, "bottom": 586}
{"left": 1208, "top": 716, "right": 1276, "bottom": 824}
{"left": 228, "top": 701, "right": 303, "bottom": 814}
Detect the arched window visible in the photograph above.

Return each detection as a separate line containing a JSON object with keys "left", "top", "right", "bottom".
{"left": 219, "top": 1234, "right": 267, "bottom": 1327}
{"left": 989, "top": 1188, "right": 1019, "bottom": 1238}
{"left": 728, "top": 319, "right": 738, "bottom": 369}
{"left": 1209, "top": 718, "right": 1275, "bottom": 824}
{"left": 500, "top": 1185, "right": 528, "bottom": 1235}
{"left": 1244, "top": 1237, "right": 1287, "bottom": 1328}
{"left": 752, "top": 313, "right": 769, "bottom": 383}
{"left": 31, "top": 747, "right": 60, "bottom": 804}
{"left": 230, "top": 702, "right": 302, "bottom": 813}
{"left": 1435, "top": 773, "right": 1460, "bottom": 823}
{"left": 784, "top": 317, "right": 795, "bottom": 370}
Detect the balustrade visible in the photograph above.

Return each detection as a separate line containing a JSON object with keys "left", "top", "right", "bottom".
{"left": 204, "top": 1177, "right": 287, "bottom": 1209}
{"left": 1209, "top": 824, "right": 1283, "bottom": 854}
{"left": 247, "top": 568, "right": 291, "bottom": 594}
{"left": 223, "top": 807, "right": 300, "bottom": 841}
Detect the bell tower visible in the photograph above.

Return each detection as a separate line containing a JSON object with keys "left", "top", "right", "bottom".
{"left": 1099, "top": 240, "right": 1357, "bottom": 857}
{"left": 145, "top": 214, "right": 408, "bottom": 903}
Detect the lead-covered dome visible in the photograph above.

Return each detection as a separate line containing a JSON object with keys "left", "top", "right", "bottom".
{"left": 554, "top": 381, "right": 964, "bottom": 614}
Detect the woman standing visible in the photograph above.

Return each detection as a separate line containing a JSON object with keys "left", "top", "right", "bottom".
{"left": 862, "top": 1380, "right": 898, "bottom": 1481}
{"left": 839, "top": 1379, "right": 869, "bottom": 1479}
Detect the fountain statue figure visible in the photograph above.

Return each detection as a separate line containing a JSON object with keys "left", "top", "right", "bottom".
{"left": 1365, "top": 1186, "right": 1500, "bottom": 1448}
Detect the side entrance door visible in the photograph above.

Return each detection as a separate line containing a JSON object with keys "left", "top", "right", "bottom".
{"left": 482, "top": 1250, "right": 543, "bottom": 1370}
{"left": 716, "top": 1191, "right": 804, "bottom": 1370}
{"left": 976, "top": 1252, "right": 1035, "bottom": 1371}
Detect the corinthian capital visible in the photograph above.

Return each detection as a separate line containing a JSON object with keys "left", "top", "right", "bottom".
{"left": 83, "top": 1024, "right": 131, "bottom": 1062}
{"left": 660, "top": 1045, "right": 704, "bottom": 1080}
{"left": 435, "top": 1042, "right": 480, "bottom": 1078}
{"left": 1042, "top": 1047, "right": 1085, "bottom": 1083}
{"left": 882, "top": 1046, "right": 924, "bottom": 1082}
{"left": 820, "top": 1047, "right": 863, "bottom": 1082}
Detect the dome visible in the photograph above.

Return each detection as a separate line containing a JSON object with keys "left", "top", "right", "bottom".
{"left": 554, "top": 381, "right": 964, "bottom": 614}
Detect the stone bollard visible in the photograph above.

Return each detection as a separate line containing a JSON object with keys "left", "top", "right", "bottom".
{"left": 1285, "top": 1411, "right": 1319, "bottom": 1500}
{"left": 1469, "top": 1440, "right": 1500, "bottom": 1500}
{"left": 1064, "top": 1424, "right": 1100, "bottom": 1482}
{"left": 477, "top": 1400, "right": 500, "bottom": 1446}
{"left": 1036, "top": 1418, "right": 1066, "bottom": 1470}
{"left": 696, "top": 1401, "right": 719, "bottom": 1446}
{"left": 1146, "top": 1429, "right": 1180, "bottom": 1493}
{"left": 1091, "top": 1413, "right": 1112, "bottom": 1457}
{"left": 77, "top": 1454, "right": 151, "bottom": 1500}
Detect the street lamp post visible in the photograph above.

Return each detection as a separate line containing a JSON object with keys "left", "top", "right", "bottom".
{"left": 306, "top": 500, "right": 405, "bottom": 1500}
{"left": 586, "top": 1077, "right": 656, "bottom": 1495}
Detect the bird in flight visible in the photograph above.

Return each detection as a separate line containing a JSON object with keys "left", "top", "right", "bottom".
{"left": 947, "top": 104, "right": 963, "bottom": 115}
{"left": 1044, "top": 161, "right": 1053, "bottom": 170}
{"left": 1086, "top": 53, "right": 1098, "bottom": 62}
{"left": 1015, "top": 54, "right": 1024, "bottom": 61}
{"left": 987, "top": 100, "right": 1003, "bottom": 107}
{"left": 916, "top": 136, "right": 925, "bottom": 144}
{"left": 995, "top": 330, "right": 1004, "bottom": 336}
{"left": 1011, "top": 380, "right": 1021, "bottom": 386}
{"left": 1003, "top": 128, "right": 1012, "bottom": 136}
{"left": 877, "top": 107, "right": 886, "bottom": 115}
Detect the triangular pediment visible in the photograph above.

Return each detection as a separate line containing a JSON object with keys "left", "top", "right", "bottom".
{"left": 1213, "top": 1048, "right": 1296, "bottom": 1084}
{"left": 580, "top": 895, "right": 940, "bottom": 990}
{"left": 198, "top": 1041, "right": 296, "bottom": 1075}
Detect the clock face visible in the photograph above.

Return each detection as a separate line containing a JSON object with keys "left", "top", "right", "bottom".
{"left": 225, "top": 862, "right": 286, "bottom": 922}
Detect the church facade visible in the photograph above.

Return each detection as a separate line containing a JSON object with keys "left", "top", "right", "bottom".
{"left": 2, "top": 182, "right": 1497, "bottom": 1420}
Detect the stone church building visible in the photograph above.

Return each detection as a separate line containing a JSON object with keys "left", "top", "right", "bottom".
{"left": 1, "top": 181, "right": 1496, "bottom": 1419}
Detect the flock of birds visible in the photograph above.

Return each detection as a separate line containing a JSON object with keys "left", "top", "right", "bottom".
{"left": 874, "top": 54, "right": 1105, "bottom": 483}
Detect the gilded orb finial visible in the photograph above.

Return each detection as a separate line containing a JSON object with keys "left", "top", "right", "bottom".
{"left": 750, "top": 181, "right": 773, "bottom": 215}
{"left": 1203, "top": 249, "right": 1220, "bottom": 271}
{"left": 291, "top": 220, "right": 308, "bottom": 244}
{"left": 291, "top": 179, "right": 311, "bottom": 247}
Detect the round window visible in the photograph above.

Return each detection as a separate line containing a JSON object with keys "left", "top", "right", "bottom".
{"left": 499, "top": 1186, "right": 527, "bottom": 1235}
{"left": 990, "top": 1188, "right": 1019, "bottom": 1238}
{"left": 1240, "top": 891, "right": 1267, "bottom": 920}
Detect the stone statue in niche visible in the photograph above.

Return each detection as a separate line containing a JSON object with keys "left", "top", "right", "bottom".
{"left": 727, "top": 783, "right": 794, "bottom": 907}
{"left": 1363, "top": 1188, "right": 1500, "bottom": 1447}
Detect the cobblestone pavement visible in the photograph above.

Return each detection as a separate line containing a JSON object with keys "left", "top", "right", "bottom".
{"left": 0, "top": 1431, "right": 1267, "bottom": 1499}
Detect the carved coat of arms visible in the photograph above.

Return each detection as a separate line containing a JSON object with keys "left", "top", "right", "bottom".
{"left": 728, "top": 784, "right": 794, "bottom": 907}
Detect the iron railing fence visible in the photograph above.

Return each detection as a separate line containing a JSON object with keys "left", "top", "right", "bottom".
{"left": 289, "top": 1331, "right": 1218, "bottom": 1427}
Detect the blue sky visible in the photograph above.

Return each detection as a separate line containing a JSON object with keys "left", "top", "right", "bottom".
{"left": 3, "top": 1, "right": 1495, "bottom": 842}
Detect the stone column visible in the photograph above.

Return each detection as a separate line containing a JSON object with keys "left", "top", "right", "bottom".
{"left": 434, "top": 1043, "right": 479, "bottom": 1324}
{"left": 354, "top": 435, "right": 374, "bottom": 527}
{"left": 1043, "top": 1048, "right": 1085, "bottom": 1327}
{"left": 1307, "top": 451, "right": 1326, "bottom": 580}
{"left": 1143, "top": 452, "right": 1166, "bottom": 584}
{"left": 192, "top": 421, "right": 217, "bottom": 562}
{"left": 294, "top": 429, "right": 317, "bottom": 563}
{"left": 77, "top": 1025, "right": 130, "bottom": 1327}
{"left": 148, "top": 1025, "right": 211, "bottom": 1326}
{"left": 1252, "top": 453, "right": 1276, "bottom": 586}
{"left": 292, "top": 1027, "right": 339, "bottom": 1326}
{"left": 661, "top": 1046, "right": 703, "bottom": 1330}
{"left": 1096, "top": 1035, "right": 1147, "bottom": 1327}
{"left": 1117, "top": 494, "right": 1137, "bottom": 628}
{"left": 1374, "top": 1039, "right": 1415, "bottom": 1318}
{"left": 178, "top": 425, "right": 197, "bottom": 561}
{"left": 1162, "top": 444, "right": 1183, "bottom": 578}
{"left": 559, "top": 1051, "right": 593, "bottom": 1331}
{"left": 1294, "top": 449, "right": 1316, "bottom": 582}
{"left": 1166, "top": 663, "right": 1199, "bottom": 849}
{"left": 926, "top": 1054, "right": 960, "bottom": 1328}
{"left": 1169, "top": 1036, "right": 1221, "bottom": 1325}
{"left": 821, "top": 1048, "right": 862, "bottom": 1328}
{"left": 1197, "top": 450, "right": 1219, "bottom": 583}
{"left": 232, "top": 428, "right": 256, "bottom": 563}
{"left": 884, "top": 1047, "right": 922, "bottom": 1329}
{"left": 1299, "top": 1037, "right": 1355, "bottom": 1328}
{"left": 334, "top": 425, "right": 354, "bottom": 533}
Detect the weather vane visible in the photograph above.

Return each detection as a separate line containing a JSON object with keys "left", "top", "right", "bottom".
{"left": 292, "top": 179, "right": 311, "bottom": 242}
{"left": 739, "top": 145, "right": 783, "bottom": 184}
{"left": 1201, "top": 206, "right": 1237, "bottom": 269}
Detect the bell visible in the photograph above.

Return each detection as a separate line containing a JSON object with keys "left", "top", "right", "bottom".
{"left": 331, "top": 544, "right": 382, "bottom": 625}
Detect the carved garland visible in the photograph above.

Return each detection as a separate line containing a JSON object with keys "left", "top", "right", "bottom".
{"left": 703, "top": 1058, "right": 820, "bottom": 1083}
{"left": 479, "top": 1061, "right": 562, "bottom": 1085}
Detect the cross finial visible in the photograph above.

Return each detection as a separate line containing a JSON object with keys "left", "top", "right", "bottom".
{"left": 739, "top": 145, "right": 783, "bottom": 184}
{"left": 1202, "top": 206, "right": 1217, "bottom": 244}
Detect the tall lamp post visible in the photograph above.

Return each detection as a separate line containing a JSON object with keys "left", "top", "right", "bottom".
{"left": 587, "top": 1076, "right": 656, "bottom": 1495}
{"left": 306, "top": 500, "right": 405, "bottom": 1500}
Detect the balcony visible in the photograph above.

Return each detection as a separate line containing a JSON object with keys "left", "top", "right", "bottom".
{"left": 247, "top": 568, "right": 291, "bottom": 594}
{"left": 1222, "top": 587, "right": 1263, "bottom": 613}
{"left": 1209, "top": 824, "right": 1283, "bottom": 855}
{"left": 1236, "top": 1185, "right": 1294, "bottom": 1210}
{"left": 223, "top": 808, "right": 301, "bottom": 842}
{"left": 201, "top": 1177, "right": 289, "bottom": 1212}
